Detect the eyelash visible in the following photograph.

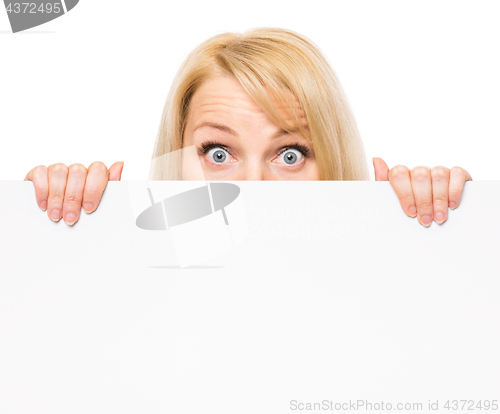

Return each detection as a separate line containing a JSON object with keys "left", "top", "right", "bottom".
{"left": 198, "top": 140, "right": 232, "bottom": 157}
{"left": 277, "top": 143, "right": 311, "bottom": 159}
{"left": 197, "top": 140, "right": 312, "bottom": 159}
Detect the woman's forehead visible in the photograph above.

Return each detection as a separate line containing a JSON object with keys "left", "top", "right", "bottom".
{"left": 191, "top": 77, "right": 263, "bottom": 115}
{"left": 188, "top": 76, "right": 308, "bottom": 129}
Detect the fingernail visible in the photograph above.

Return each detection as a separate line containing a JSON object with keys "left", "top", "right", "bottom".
{"left": 83, "top": 203, "right": 93, "bottom": 213}
{"left": 435, "top": 211, "right": 445, "bottom": 224}
{"left": 408, "top": 205, "right": 417, "bottom": 217}
{"left": 65, "top": 213, "right": 76, "bottom": 225}
{"left": 39, "top": 200, "right": 47, "bottom": 211}
{"left": 449, "top": 201, "right": 457, "bottom": 209}
{"left": 420, "top": 215, "right": 432, "bottom": 227}
{"left": 50, "top": 209, "right": 61, "bottom": 222}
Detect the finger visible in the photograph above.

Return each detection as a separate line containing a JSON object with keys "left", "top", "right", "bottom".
{"left": 387, "top": 165, "right": 417, "bottom": 217}
{"left": 82, "top": 161, "right": 109, "bottom": 214}
{"left": 47, "top": 163, "right": 69, "bottom": 222}
{"left": 24, "top": 165, "right": 49, "bottom": 211}
{"left": 410, "top": 166, "right": 433, "bottom": 227}
{"left": 372, "top": 157, "right": 389, "bottom": 181}
{"left": 448, "top": 167, "right": 473, "bottom": 209}
{"left": 62, "top": 163, "right": 88, "bottom": 226}
{"left": 430, "top": 166, "right": 450, "bottom": 224}
{"left": 109, "top": 161, "right": 124, "bottom": 181}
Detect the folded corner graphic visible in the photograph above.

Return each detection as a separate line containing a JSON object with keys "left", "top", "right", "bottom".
{"left": 4, "top": 0, "right": 79, "bottom": 33}
{"left": 127, "top": 146, "right": 248, "bottom": 268}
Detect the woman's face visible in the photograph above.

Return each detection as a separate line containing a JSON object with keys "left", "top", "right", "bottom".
{"left": 182, "top": 75, "right": 319, "bottom": 180}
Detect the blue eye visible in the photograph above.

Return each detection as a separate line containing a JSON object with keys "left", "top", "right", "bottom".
{"left": 278, "top": 148, "right": 303, "bottom": 165}
{"left": 208, "top": 147, "right": 229, "bottom": 163}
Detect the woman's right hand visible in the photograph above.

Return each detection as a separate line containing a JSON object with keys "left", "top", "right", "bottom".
{"left": 24, "top": 161, "right": 124, "bottom": 226}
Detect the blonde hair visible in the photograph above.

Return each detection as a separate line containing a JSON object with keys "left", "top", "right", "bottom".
{"left": 149, "top": 27, "right": 370, "bottom": 181}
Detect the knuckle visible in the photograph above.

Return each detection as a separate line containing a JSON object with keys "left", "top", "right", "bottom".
{"left": 418, "top": 199, "right": 433, "bottom": 209}
{"left": 433, "top": 195, "right": 448, "bottom": 205}
{"left": 389, "top": 165, "right": 409, "bottom": 180}
{"left": 49, "top": 163, "right": 68, "bottom": 175}
{"left": 65, "top": 194, "right": 82, "bottom": 205}
{"left": 37, "top": 185, "right": 49, "bottom": 194}
{"left": 431, "top": 166, "right": 449, "bottom": 180}
{"left": 89, "top": 161, "right": 108, "bottom": 175}
{"left": 50, "top": 193, "right": 65, "bottom": 203}
{"left": 411, "top": 166, "right": 430, "bottom": 180}
{"left": 450, "top": 166, "right": 466, "bottom": 180}
{"left": 69, "top": 163, "right": 87, "bottom": 176}
{"left": 398, "top": 192, "right": 414, "bottom": 202}
{"left": 449, "top": 188, "right": 462, "bottom": 199}
{"left": 34, "top": 165, "right": 48, "bottom": 175}
{"left": 85, "top": 187, "right": 101, "bottom": 197}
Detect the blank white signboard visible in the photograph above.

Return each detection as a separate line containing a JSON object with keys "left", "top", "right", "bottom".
{"left": 0, "top": 181, "right": 499, "bottom": 414}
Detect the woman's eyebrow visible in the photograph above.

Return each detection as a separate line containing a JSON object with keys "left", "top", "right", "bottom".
{"left": 193, "top": 122, "right": 238, "bottom": 136}
{"left": 193, "top": 122, "right": 308, "bottom": 139}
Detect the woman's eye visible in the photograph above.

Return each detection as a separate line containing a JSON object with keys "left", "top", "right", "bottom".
{"left": 277, "top": 148, "right": 304, "bottom": 165}
{"left": 207, "top": 147, "right": 230, "bottom": 164}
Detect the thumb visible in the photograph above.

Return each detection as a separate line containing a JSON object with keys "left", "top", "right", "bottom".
{"left": 372, "top": 157, "right": 389, "bottom": 181}
{"left": 109, "top": 161, "right": 124, "bottom": 181}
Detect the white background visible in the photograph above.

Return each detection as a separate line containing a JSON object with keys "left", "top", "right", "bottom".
{"left": 1, "top": 0, "right": 499, "bottom": 180}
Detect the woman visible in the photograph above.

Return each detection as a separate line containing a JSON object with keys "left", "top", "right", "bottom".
{"left": 24, "top": 27, "right": 472, "bottom": 227}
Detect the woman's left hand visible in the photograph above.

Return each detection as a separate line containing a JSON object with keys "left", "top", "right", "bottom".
{"left": 372, "top": 157, "right": 473, "bottom": 227}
